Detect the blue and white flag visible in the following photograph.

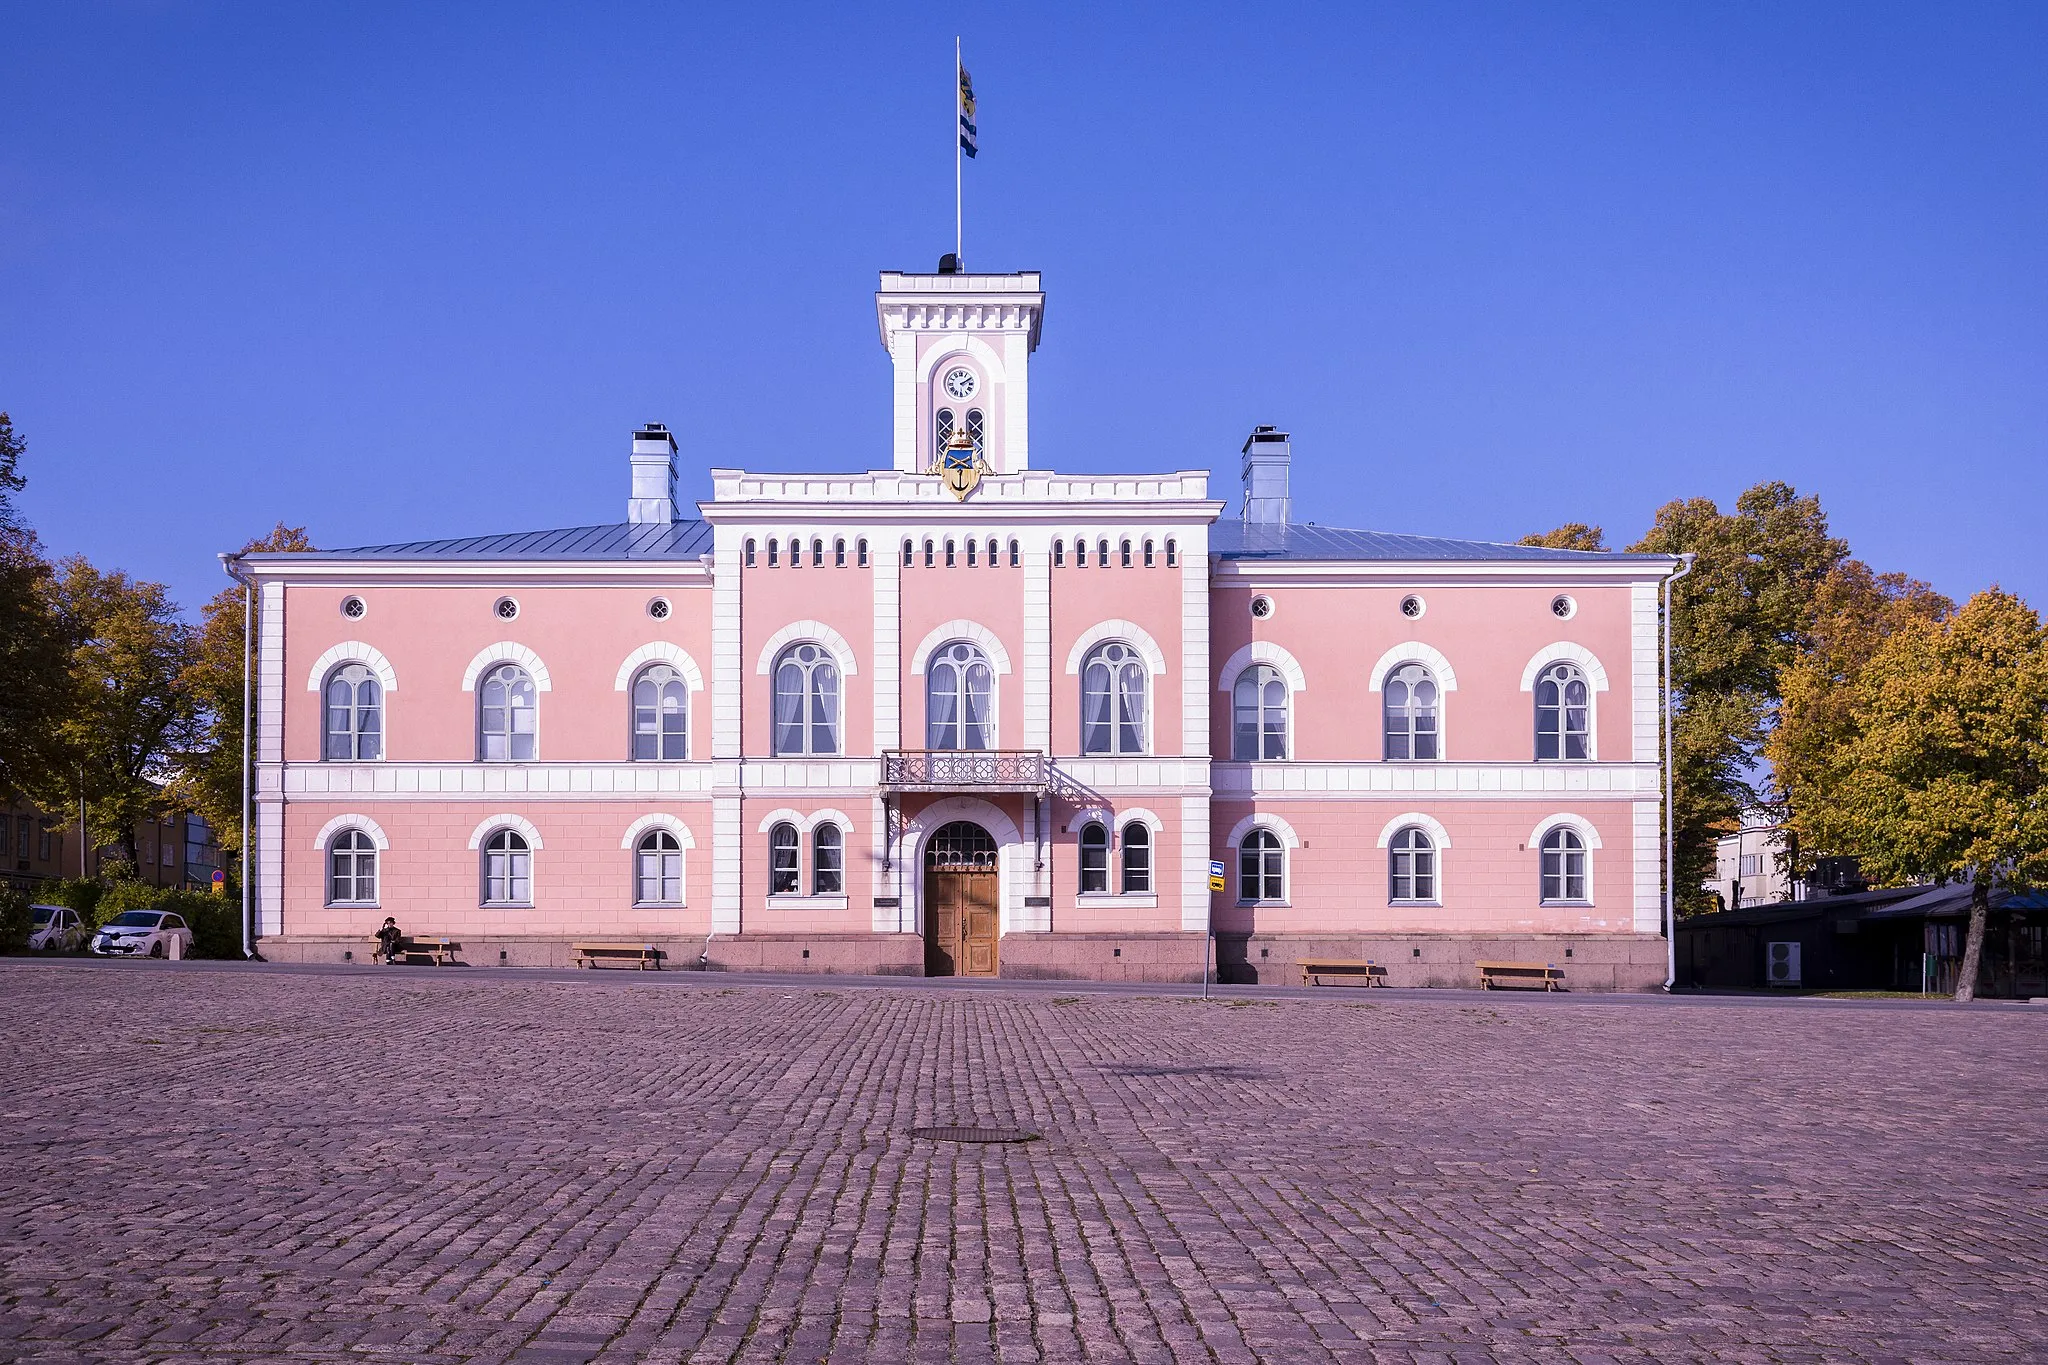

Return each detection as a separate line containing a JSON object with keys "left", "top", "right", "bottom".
{"left": 958, "top": 61, "right": 978, "bottom": 158}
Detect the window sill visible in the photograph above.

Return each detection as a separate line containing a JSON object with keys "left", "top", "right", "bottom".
{"left": 1237, "top": 900, "right": 1291, "bottom": 909}
{"left": 766, "top": 894, "right": 849, "bottom": 911}
{"left": 328, "top": 901, "right": 381, "bottom": 909}
{"left": 1074, "top": 892, "right": 1157, "bottom": 909}
{"left": 1389, "top": 899, "right": 1440, "bottom": 908}
{"left": 633, "top": 901, "right": 688, "bottom": 909}
{"left": 482, "top": 902, "right": 534, "bottom": 909}
{"left": 1540, "top": 900, "right": 1594, "bottom": 908}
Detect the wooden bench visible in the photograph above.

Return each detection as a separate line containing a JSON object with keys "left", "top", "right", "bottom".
{"left": 1299, "top": 958, "right": 1388, "bottom": 988}
{"left": 369, "top": 936, "right": 457, "bottom": 966}
{"left": 1476, "top": 960, "right": 1565, "bottom": 991}
{"left": 573, "top": 942, "right": 662, "bottom": 971}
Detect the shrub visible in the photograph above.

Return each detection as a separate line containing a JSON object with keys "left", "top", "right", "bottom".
{"left": 47, "top": 878, "right": 102, "bottom": 923}
{"left": 0, "top": 887, "right": 31, "bottom": 954}
{"left": 80, "top": 883, "right": 242, "bottom": 958}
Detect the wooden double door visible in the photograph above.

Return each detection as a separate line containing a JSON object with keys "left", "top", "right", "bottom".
{"left": 925, "top": 820, "right": 999, "bottom": 977}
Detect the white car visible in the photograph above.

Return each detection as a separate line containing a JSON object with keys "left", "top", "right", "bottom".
{"left": 28, "top": 904, "right": 85, "bottom": 952}
{"left": 89, "top": 910, "right": 194, "bottom": 959}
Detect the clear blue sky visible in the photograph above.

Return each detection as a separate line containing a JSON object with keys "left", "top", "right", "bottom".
{"left": 6, "top": 3, "right": 2044, "bottom": 616}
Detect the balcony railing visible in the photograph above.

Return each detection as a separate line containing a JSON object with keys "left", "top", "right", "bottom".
{"left": 881, "top": 749, "right": 1050, "bottom": 793}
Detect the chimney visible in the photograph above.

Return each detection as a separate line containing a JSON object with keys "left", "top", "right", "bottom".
{"left": 627, "top": 423, "right": 679, "bottom": 524}
{"left": 1240, "top": 425, "right": 1291, "bottom": 526}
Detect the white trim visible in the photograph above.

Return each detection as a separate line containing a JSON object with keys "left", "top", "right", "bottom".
{"left": 908, "top": 620, "right": 1015, "bottom": 675}
{"left": 803, "top": 807, "right": 856, "bottom": 835}
{"left": 1530, "top": 812, "right": 1604, "bottom": 850}
{"left": 1211, "top": 760, "right": 1655, "bottom": 798}
{"left": 305, "top": 642, "right": 399, "bottom": 694}
{"left": 1520, "top": 642, "right": 1611, "bottom": 692}
{"left": 763, "top": 893, "right": 851, "bottom": 912}
{"left": 756, "top": 807, "right": 807, "bottom": 834}
{"left": 1064, "top": 619, "right": 1168, "bottom": 676}
{"left": 613, "top": 643, "right": 706, "bottom": 692}
{"left": 755, "top": 619, "right": 860, "bottom": 676}
{"left": 1217, "top": 640, "right": 1307, "bottom": 694}
{"left": 312, "top": 814, "right": 389, "bottom": 851}
{"left": 1225, "top": 812, "right": 1300, "bottom": 850}
{"left": 619, "top": 813, "right": 696, "bottom": 850}
{"left": 1113, "top": 806, "right": 1164, "bottom": 836}
{"left": 468, "top": 813, "right": 543, "bottom": 850}
{"left": 462, "top": 642, "right": 553, "bottom": 692}
{"left": 1366, "top": 642, "right": 1459, "bottom": 691}
{"left": 916, "top": 336, "right": 1008, "bottom": 390}
{"left": 1376, "top": 812, "right": 1451, "bottom": 849}
{"left": 894, "top": 797, "right": 1028, "bottom": 936}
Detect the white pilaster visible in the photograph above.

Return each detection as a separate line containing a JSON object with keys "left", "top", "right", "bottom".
{"left": 873, "top": 533, "right": 901, "bottom": 750}
{"left": 1180, "top": 795, "right": 1211, "bottom": 933}
{"left": 1179, "top": 533, "right": 1211, "bottom": 756}
{"left": 1003, "top": 331, "right": 1030, "bottom": 472}
{"left": 713, "top": 794, "right": 742, "bottom": 935}
{"left": 1022, "top": 535, "right": 1051, "bottom": 751}
{"left": 711, "top": 527, "right": 743, "bottom": 759}
{"left": 1630, "top": 581, "right": 1659, "bottom": 763}
{"left": 891, "top": 331, "right": 918, "bottom": 472}
{"left": 257, "top": 580, "right": 286, "bottom": 937}
{"left": 1632, "top": 799, "right": 1662, "bottom": 933}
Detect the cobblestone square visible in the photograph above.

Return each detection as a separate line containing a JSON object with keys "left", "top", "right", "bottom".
{"left": 1, "top": 962, "right": 2042, "bottom": 1363}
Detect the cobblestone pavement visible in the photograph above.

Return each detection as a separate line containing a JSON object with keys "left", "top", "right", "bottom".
{"left": 1, "top": 963, "right": 2043, "bottom": 1363}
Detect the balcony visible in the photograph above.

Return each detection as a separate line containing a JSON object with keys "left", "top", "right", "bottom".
{"left": 881, "top": 749, "right": 1050, "bottom": 793}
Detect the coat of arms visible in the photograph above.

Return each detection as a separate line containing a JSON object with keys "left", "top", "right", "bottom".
{"left": 930, "top": 425, "right": 988, "bottom": 501}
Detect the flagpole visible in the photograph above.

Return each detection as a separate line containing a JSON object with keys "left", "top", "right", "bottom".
{"left": 954, "top": 36, "right": 963, "bottom": 265}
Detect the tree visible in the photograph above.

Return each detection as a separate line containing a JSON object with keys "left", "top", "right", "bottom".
{"left": 1628, "top": 482, "right": 1848, "bottom": 911}
{"left": 19, "top": 559, "right": 202, "bottom": 868}
{"left": 0, "top": 529, "right": 70, "bottom": 803}
{"left": 1800, "top": 589, "right": 2048, "bottom": 1001}
{"left": 1518, "top": 523, "right": 1608, "bottom": 552}
{"left": 0, "top": 411, "right": 25, "bottom": 532}
{"left": 171, "top": 524, "right": 313, "bottom": 875}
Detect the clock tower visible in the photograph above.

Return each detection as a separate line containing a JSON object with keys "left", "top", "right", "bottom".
{"left": 876, "top": 268, "right": 1045, "bottom": 476}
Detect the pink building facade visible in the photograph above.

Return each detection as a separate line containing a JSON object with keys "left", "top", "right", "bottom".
{"left": 234, "top": 268, "right": 1685, "bottom": 988}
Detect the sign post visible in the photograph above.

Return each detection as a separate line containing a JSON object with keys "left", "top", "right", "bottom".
{"left": 1205, "top": 859, "right": 1226, "bottom": 998}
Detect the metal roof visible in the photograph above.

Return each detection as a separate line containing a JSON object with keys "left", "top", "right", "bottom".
{"left": 1210, "top": 521, "right": 1669, "bottom": 563}
{"left": 311, "top": 522, "right": 715, "bottom": 561}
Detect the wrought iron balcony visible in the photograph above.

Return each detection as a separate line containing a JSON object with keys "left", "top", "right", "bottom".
{"left": 881, "top": 749, "right": 1049, "bottom": 793}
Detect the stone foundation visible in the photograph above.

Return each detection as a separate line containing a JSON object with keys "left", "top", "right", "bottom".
{"left": 1216, "top": 932, "right": 1669, "bottom": 992}
{"left": 998, "top": 932, "right": 1210, "bottom": 984}
{"left": 259, "top": 933, "right": 925, "bottom": 976}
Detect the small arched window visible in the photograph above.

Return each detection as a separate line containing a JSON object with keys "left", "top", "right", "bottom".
{"left": 631, "top": 664, "right": 687, "bottom": 760}
{"left": 966, "top": 408, "right": 986, "bottom": 458}
{"left": 1072, "top": 534, "right": 1087, "bottom": 567}
{"left": 772, "top": 643, "right": 840, "bottom": 756}
{"left": 1388, "top": 828, "right": 1436, "bottom": 903}
{"left": 327, "top": 829, "right": 377, "bottom": 905}
{"left": 1079, "top": 822, "right": 1109, "bottom": 893}
{"left": 1535, "top": 662, "right": 1591, "bottom": 760}
{"left": 812, "top": 538, "right": 824, "bottom": 567}
{"left": 1097, "top": 539, "right": 1110, "bottom": 567}
{"left": 1384, "top": 663, "right": 1440, "bottom": 761}
{"left": 857, "top": 538, "right": 869, "bottom": 568}
{"left": 323, "top": 662, "right": 383, "bottom": 761}
{"left": 946, "top": 539, "right": 957, "bottom": 567}
{"left": 1540, "top": 827, "right": 1589, "bottom": 902}
{"left": 1143, "top": 539, "right": 1155, "bottom": 567}
{"left": 482, "top": 829, "right": 531, "bottom": 905}
{"left": 635, "top": 829, "right": 683, "bottom": 905}
{"left": 744, "top": 539, "right": 757, "bottom": 568}
{"left": 1007, "top": 539, "right": 1019, "bottom": 567}
{"left": 924, "top": 539, "right": 936, "bottom": 568}
{"left": 812, "top": 824, "right": 843, "bottom": 895}
{"left": 966, "top": 539, "right": 977, "bottom": 567}
{"left": 1120, "top": 539, "right": 1132, "bottom": 568}
{"left": 767, "top": 538, "right": 780, "bottom": 568}
{"left": 1121, "top": 822, "right": 1151, "bottom": 893}
{"left": 1053, "top": 540, "right": 1065, "bottom": 567}
{"left": 769, "top": 821, "right": 800, "bottom": 895}
{"left": 935, "top": 407, "right": 955, "bottom": 454}
{"left": 834, "top": 537, "right": 846, "bottom": 567}
{"left": 1165, "top": 538, "right": 1178, "bottom": 567}
{"left": 478, "top": 664, "right": 537, "bottom": 761}
{"left": 903, "top": 538, "right": 914, "bottom": 567}
{"left": 1232, "top": 664, "right": 1288, "bottom": 761}
{"left": 1240, "top": 829, "right": 1284, "bottom": 903}
{"left": 928, "top": 641, "right": 995, "bottom": 750}
{"left": 1081, "top": 642, "right": 1147, "bottom": 755}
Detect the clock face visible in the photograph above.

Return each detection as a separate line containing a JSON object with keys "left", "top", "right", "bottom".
{"left": 941, "top": 366, "right": 979, "bottom": 400}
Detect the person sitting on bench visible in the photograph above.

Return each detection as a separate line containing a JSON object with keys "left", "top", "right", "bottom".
{"left": 376, "top": 917, "right": 403, "bottom": 964}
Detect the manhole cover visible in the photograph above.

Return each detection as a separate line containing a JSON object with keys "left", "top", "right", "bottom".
{"left": 910, "top": 1125, "right": 1039, "bottom": 1144}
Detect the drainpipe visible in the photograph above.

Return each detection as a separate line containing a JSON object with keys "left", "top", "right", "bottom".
{"left": 1662, "top": 552, "right": 1696, "bottom": 990}
{"left": 221, "top": 554, "right": 254, "bottom": 960}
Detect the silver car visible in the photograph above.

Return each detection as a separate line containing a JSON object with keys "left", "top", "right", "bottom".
{"left": 28, "top": 904, "right": 85, "bottom": 952}
{"left": 89, "top": 910, "right": 194, "bottom": 959}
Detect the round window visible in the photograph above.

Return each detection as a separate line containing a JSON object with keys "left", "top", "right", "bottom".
{"left": 647, "top": 597, "right": 672, "bottom": 620}
{"left": 340, "top": 596, "right": 367, "bottom": 620}
{"left": 1249, "top": 595, "right": 1275, "bottom": 620}
{"left": 494, "top": 596, "right": 520, "bottom": 621}
{"left": 1400, "top": 594, "right": 1426, "bottom": 619}
{"left": 1551, "top": 594, "right": 1577, "bottom": 620}
{"left": 941, "top": 366, "right": 979, "bottom": 401}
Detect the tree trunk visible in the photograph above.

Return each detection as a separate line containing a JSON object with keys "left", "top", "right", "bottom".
{"left": 1954, "top": 880, "right": 1989, "bottom": 1004}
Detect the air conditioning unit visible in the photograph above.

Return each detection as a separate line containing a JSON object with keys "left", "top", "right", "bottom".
{"left": 1766, "top": 941, "right": 1802, "bottom": 986}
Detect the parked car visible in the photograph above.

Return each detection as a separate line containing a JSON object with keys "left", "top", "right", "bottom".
{"left": 89, "top": 910, "right": 194, "bottom": 959}
{"left": 28, "top": 904, "right": 85, "bottom": 952}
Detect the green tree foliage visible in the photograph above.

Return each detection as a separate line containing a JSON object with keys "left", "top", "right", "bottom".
{"left": 1628, "top": 482, "right": 1848, "bottom": 912}
{"left": 1517, "top": 523, "right": 1608, "bottom": 552}
{"left": 0, "top": 411, "right": 25, "bottom": 531}
{"left": 1791, "top": 589, "right": 2048, "bottom": 1001}
{"left": 171, "top": 524, "right": 313, "bottom": 873}
{"left": 0, "top": 414, "right": 71, "bottom": 804}
{"left": 0, "top": 887, "right": 31, "bottom": 954}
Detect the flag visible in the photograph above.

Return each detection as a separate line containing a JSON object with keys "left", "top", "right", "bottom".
{"left": 958, "top": 61, "right": 978, "bottom": 158}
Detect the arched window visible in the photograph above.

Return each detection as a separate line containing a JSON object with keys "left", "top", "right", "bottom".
{"left": 1079, "top": 822, "right": 1108, "bottom": 893}
{"left": 1081, "top": 642, "right": 1147, "bottom": 755}
{"left": 1097, "top": 539, "right": 1110, "bottom": 567}
{"left": 772, "top": 644, "right": 840, "bottom": 756}
{"left": 834, "top": 537, "right": 846, "bottom": 567}
{"left": 1388, "top": 827, "right": 1436, "bottom": 903}
{"left": 946, "top": 539, "right": 957, "bottom": 567}
{"left": 812, "top": 824, "right": 843, "bottom": 895}
{"left": 1540, "top": 827, "right": 1589, "bottom": 902}
{"left": 767, "top": 538, "right": 779, "bottom": 567}
{"left": 924, "top": 539, "right": 936, "bottom": 568}
{"left": 327, "top": 829, "right": 377, "bottom": 905}
{"left": 927, "top": 641, "right": 994, "bottom": 750}
{"left": 323, "top": 663, "right": 383, "bottom": 761}
{"left": 812, "top": 538, "right": 824, "bottom": 567}
{"left": 1383, "top": 663, "right": 1440, "bottom": 761}
{"left": 1053, "top": 540, "right": 1065, "bottom": 567}
{"left": 630, "top": 664, "right": 687, "bottom": 760}
{"left": 903, "top": 538, "right": 914, "bottom": 567}
{"left": 987, "top": 538, "right": 999, "bottom": 567}
{"left": 635, "top": 829, "right": 683, "bottom": 904}
{"left": 935, "top": 407, "right": 955, "bottom": 453}
{"left": 1240, "top": 829, "right": 1284, "bottom": 903}
{"left": 1143, "top": 539, "right": 1155, "bottom": 567}
{"left": 1072, "top": 534, "right": 1086, "bottom": 567}
{"left": 1121, "top": 822, "right": 1151, "bottom": 893}
{"left": 745, "top": 539, "right": 757, "bottom": 567}
{"left": 769, "top": 821, "right": 800, "bottom": 895}
{"left": 482, "top": 829, "right": 531, "bottom": 905}
{"left": 1165, "top": 538, "right": 1178, "bottom": 567}
{"left": 1534, "top": 662, "right": 1591, "bottom": 760}
{"left": 857, "top": 538, "right": 870, "bottom": 567}
{"left": 1120, "top": 539, "right": 1132, "bottom": 567}
{"left": 1007, "top": 539, "right": 1019, "bottom": 567}
{"left": 478, "top": 664, "right": 536, "bottom": 761}
{"left": 1232, "top": 664, "right": 1288, "bottom": 760}
{"left": 966, "top": 408, "right": 986, "bottom": 458}
{"left": 965, "top": 538, "right": 977, "bottom": 566}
